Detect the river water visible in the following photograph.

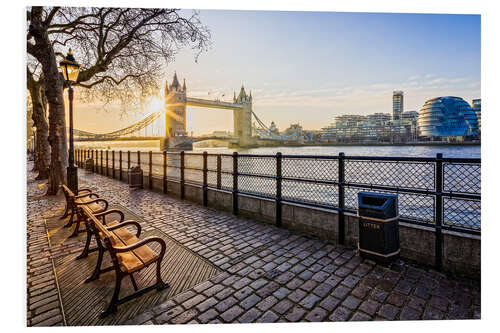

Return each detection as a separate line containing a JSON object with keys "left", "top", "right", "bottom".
{"left": 76, "top": 140, "right": 481, "bottom": 158}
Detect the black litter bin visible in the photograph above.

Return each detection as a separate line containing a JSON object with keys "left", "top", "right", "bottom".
{"left": 85, "top": 158, "right": 94, "bottom": 173}
{"left": 128, "top": 166, "right": 143, "bottom": 188}
{"left": 357, "top": 192, "right": 400, "bottom": 263}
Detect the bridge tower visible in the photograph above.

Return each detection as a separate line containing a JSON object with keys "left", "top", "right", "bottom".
{"left": 233, "top": 86, "right": 253, "bottom": 145}
{"left": 161, "top": 73, "right": 192, "bottom": 150}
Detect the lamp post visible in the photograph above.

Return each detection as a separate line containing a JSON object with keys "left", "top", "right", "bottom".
{"left": 59, "top": 49, "right": 81, "bottom": 193}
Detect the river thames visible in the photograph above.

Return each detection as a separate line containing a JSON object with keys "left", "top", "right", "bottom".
{"left": 76, "top": 140, "right": 481, "bottom": 158}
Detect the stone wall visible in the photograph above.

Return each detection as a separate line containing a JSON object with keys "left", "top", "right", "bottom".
{"left": 92, "top": 166, "right": 480, "bottom": 279}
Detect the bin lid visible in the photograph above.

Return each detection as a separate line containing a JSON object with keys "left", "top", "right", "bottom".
{"left": 358, "top": 192, "right": 397, "bottom": 210}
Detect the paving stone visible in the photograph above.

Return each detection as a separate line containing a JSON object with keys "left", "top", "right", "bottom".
{"left": 234, "top": 286, "right": 253, "bottom": 300}
{"left": 196, "top": 297, "right": 218, "bottom": 312}
{"left": 198, "top": 309, "right": 219, "bottom": 324}
{"left": 387, "top": 293, "right": 407, "bottom": 307}
{"left": 331, "top": 285, "right": 350, "bottom": 299}
{"left": 256, "top": 295, "right": 278, "bottom": 312}
{"left": 257, "top": 311, "right": 279, "bottom": 323}
{"left": 359, "top": 299, "right": 381, "bottom": 316}
{"left": 342, "top": 296, "right": 362, "bottom": 310}
{"left": 305, "top": 306, "right": 328, "bottom": 322}
{"left": 378, "top": 304, "right": 399, "bottom": 320}
{"left": 299, "top": 294, "right": 321, "bottom": 310}
{"left": 319, "top": 295, "right": 341, "bottom": 312}
{"left": 240, "top": 294, "right": 262, "bottom": 310}
{"left": 371, "top": 288, "right": 389, "bottom": 303}
{"left": 283, "top": 306, "right": 305, "bottom": 321}
{"left": 329, "top": 306, "right": 352, "bottom": 321}
{"left": 399, "top": 306, "right": 421, "bottom": 320}
{"left": 256, "top": 282, "right": 280, "bottom": 298}
{"left": 422, "top": 306, "right": 444, "bottom": 320}
{"left": 220, "top": 305, "right": 244, "bottom": 322}
{"left": 311, "top": 282, "right": 332, "bottom": 298}
{"left": 215, "top": 297, "right": 238, "bottom": 313}
{"left": 429, "top": 295, "right": 449, "bottom": 311}
{"left": 350, "top": 312, "right": 371, "bottom": 321}
{"left": 273, "top": 299, "right": 294, "bottom": 315}
{"left": 238, "top": 308, "right": 262, "bottom": 323}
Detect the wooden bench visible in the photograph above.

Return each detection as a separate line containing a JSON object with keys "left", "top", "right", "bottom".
{"left": 60, "top": 184, "right": 109, "bottom": 237}
{"left": 77, "top": 205, "right": 169, "bottom": 318}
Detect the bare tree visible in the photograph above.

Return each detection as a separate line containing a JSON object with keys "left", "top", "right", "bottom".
{"left": 27, "top": 57, "right": 50, "bottom": 179}
{"left": 27, "top": 6, "right": 210, "bottom": 194}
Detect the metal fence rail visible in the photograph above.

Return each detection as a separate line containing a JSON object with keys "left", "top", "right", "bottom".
{"left": 76, "top": 149, "right": 481, "bottom": 245}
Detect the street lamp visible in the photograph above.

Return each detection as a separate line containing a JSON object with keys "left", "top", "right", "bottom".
{"left": 59, "top": 48, "right": 81, "bottom": 193}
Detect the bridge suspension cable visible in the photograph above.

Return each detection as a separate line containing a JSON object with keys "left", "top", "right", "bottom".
{"left": 74, "top": 111, "right": 162, "bottom": 140}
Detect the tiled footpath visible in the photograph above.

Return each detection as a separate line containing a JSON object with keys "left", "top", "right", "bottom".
{"left": 26, "top": 164, "right": 66, "bottom": 326}
{"left": 26, "top": 162, "right": 480, "bottom": 326}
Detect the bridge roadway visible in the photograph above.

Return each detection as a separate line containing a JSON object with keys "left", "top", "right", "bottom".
{"left": 186, "top": 97, "right": 243, "bottom": 110}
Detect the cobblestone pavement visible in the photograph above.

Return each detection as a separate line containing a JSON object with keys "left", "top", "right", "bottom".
{"left": 26, "top": 162, "right": 480, "bottom": 326}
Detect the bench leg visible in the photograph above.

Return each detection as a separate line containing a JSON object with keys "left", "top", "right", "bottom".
{"left": 85, "top": 243, "right": 105, "bottom": 282}
{"left": 64, "top": 209, "right": 75, "bottom": 228}
{"left": 60, "top": 203, "right": 70, "bottom": 219}
{"left": 76, "top": 226, "right": 93, "bottom": 260}
{"left": 69, "top": 216, "right": 82, "bottom": 238}
{"left": 130, "top": 273, "right": 138, "bottom": 291}
{"left": 156, "top": 260, "right": 168, "bottom": 291}
{"left": 100, "top": 272, "right": 122, "bottom": 318}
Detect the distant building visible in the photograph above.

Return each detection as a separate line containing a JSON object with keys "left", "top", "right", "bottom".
{"left": 417, "top": 96, "right": 479, "bottom": 140}
{"left": 472, "top": 99, "right": 481, "bottom": 132}
{"left": 393, "top": 91, "right": 404, "bottom": 120}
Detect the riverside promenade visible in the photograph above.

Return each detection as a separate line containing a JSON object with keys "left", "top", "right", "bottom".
{"left": 26, "top": 161, "right": 480, "bottom": 326}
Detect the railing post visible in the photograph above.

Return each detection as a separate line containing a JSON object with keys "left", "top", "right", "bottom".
{"left": 100, "top": 150, "right": 103, "bottom": 174}
{"left": 276, "top": 152, "right": 282, "bottom": 227}
{"left": 137, "top": 151, "right": 141, "bottom": 168}
{"left": 92, "top": 150, "right": 95, "bottom": 172}
{"left": 119, "top": 151, "right": 122, "bottom": 181}
{"left": 163, "top": 151, "right": 167, "bottom": 194}
{"left": 127, "top": 151, "right": 131, "bottom": 170}
{"left": 180, "top": 151, "right": 185, "bottom": 200}
{"left": 203, "top": 151, "right": 208, "bottom": 206}
{"left": 232, "top": 151, "right": 238, "bottom": 215}
{"left": 338, "top": 152, "right": 345, "bottom": 245}
{"left": 106, "top": 150, "right": 109, "bottom": 176}
{"left": 149, "top": 151, "right": 153, "bottom": 190}
{"left": 217, "top": 155, "right": 222, "bottom": 189}
{"left": 112, "top": 151, "right": 115, "bottom": 178}
{"left": 435, "top": 153, "right": 443, "bottom": 270}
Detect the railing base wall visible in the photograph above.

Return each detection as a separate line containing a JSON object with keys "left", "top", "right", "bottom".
{"left": 84, "top": 168, "right": 481, "bottom": 280}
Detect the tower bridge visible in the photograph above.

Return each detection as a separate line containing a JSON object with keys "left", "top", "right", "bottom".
{"left": 163, "top": 72, "right": 253, "bottom": 150}
{"left": 74, "top": 72, "right": 295, "bottom": 149}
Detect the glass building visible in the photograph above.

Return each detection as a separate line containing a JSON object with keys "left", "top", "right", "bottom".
{"left": 417, "top": 96, "right": 479, "bottom": 138}
{"left": 472, "top": 98, "right": 481, "bottom": 132}
{"left": 393, "top": 91, "right": 404, "bottom": 120}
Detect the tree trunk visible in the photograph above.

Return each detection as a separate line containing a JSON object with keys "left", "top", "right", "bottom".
{"left": 28, "top": 81, "right": 50, "bottom": 179}
{"left": 46, "top": 89, "right": 67, "bottom": 194}
{"left": 29, "top": 7, "right": 68, "bottom": 195}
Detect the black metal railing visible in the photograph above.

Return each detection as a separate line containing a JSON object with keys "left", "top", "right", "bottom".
{"left": 75, "top": 148, "right": 481, "bottom": 244}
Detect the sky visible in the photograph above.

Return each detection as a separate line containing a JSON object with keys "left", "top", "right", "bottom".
{"left": 74, "top": 10, "right": 481, "bottom": 135}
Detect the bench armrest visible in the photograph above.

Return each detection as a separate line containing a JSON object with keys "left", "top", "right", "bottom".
{"left": 76, "top": 192, "right": 99, "bottom": 199}
{"left": 93, "top": 209, "right": 125, "bottom": 224}
{"left": 107, "top": 220, "right": 142, "bottom": 238}
{"left": 76, "top": 198, "right": 109, "bottom": 212}
{"left": 113, "top": 237, "right": 166, "bottom": 257}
